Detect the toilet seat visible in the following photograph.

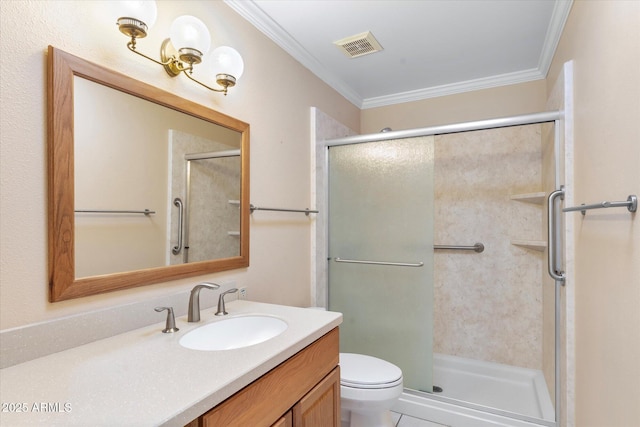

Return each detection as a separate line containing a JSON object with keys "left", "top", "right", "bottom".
{"left": 340, "top": 353, "right": 403, "bottom": 389}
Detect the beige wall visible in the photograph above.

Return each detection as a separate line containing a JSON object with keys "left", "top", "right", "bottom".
{"left": 547, "top": 1, "right": 640, "bottom": 426}
{"left": 361, "top": 79, "right": 546, "bottom": 133}
{"left": 0, "top": 1, "right": 359, "bottom": 330}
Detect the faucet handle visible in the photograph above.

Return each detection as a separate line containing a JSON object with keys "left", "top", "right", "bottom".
{"left": 215, "top": 288, "right": 238, "bottom": 316}
{"left": 154, "top": 306, "right": 179, "bottom": 333}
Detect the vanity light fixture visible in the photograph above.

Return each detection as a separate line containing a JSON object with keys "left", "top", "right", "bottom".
{"left": 112, "top": 1, "right": 244, "bottom": 95}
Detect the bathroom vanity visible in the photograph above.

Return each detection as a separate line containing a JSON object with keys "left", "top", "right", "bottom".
{"left": 193, "top": 328, "right": 340, "bottom": 426}
{"left": 29, "top": 47, "right": 343, "bottom": 426}
{"left": 0, "top": 301, "right": 341, "bottom": 426}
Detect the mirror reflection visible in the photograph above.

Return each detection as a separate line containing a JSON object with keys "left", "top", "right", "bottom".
{"left": 74, "top": 77, "right": 241, "bottom": 278}
{"left": 47, "top": 46, "right": 249, "bottom": 302}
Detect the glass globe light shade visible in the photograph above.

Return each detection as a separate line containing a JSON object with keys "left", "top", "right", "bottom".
{"left": 210, "top": 46, "right": 244, "bottom": 81}
{"left": 169, "top": 15, "right": 211, "bottom": 56}
{"left": 111, "top": 1, "right": 157, "bottom": 30}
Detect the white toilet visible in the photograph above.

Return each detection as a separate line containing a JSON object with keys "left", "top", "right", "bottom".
{"left": 339, "top": 352, "right": 404, "bottom": 427}
{"left": 307, "top": 307, "right": 403, "bottom": 426}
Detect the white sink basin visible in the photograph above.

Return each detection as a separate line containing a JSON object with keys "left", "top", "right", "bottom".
{"left": 179, "top": 315, "right": 288, "bottom": 351}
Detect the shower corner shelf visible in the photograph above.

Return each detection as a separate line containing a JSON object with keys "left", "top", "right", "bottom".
{"left": 510, "top": 192, "right": 546, "bottom": 205}
{"left": 227, "top": 231, "right": 240, "bottom": 236}
{"left": 510, "top": 191, "right": 546, "bottom": 252}
{"left": 511, "top": 239, "right": 547, "bottom": 251}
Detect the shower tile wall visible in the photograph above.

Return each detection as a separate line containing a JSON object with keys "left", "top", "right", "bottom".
{"left": 434, "top": 125, "right": 543, "bottom": 370}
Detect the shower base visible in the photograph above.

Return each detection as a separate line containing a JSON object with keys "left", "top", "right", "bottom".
{"left": 393, "top": 353, "right": 555, "bottom": 427}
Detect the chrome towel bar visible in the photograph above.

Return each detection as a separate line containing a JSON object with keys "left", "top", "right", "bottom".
{"left": 434, "top": 243, "right": 485, "bottom": 253}
{"left": 563, "top": 194, "right": 637, "bottom": 215}
{"left": 75, "top": 209, "right": 155, "bottom": 215}
{"left": 250, "top": 204, "right": 319, "bottom": 216}
{"left": 334, "top": 257, "right": 424, "bottom": 267}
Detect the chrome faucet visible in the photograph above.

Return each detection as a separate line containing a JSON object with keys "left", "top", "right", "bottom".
{"left": 215, "top": 288, "right": 238, "bottom": 316}
{"left": 188, "top": 282, "right": 220, "bottom": 322}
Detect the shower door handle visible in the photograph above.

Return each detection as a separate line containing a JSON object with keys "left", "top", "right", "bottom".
{"left": 172, "top": 198, "right": 183, "bottom": 255}
{"left": 547, "top": 187, "right": 565, "bottom": 282}
{"left": 334, "top": 257, "right": 424, "bottom": 267}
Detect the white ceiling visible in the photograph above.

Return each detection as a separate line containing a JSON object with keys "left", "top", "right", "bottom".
{"left": 226, "top": 0, "right": 573, "bottom": 109}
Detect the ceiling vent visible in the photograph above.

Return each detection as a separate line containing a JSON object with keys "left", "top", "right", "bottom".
{"left": 334, "top": 31, "right": 383, "bottom": 59}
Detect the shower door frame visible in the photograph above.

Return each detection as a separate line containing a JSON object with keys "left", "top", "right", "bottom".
{"left": 320, "top": 110, "right": 565, "bottom": 427}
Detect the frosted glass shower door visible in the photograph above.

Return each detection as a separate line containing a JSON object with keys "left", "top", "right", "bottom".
{"left": 328, "top": 136, "right": 434, "bottom": 392}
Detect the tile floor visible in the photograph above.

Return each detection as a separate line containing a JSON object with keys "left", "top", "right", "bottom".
{"left": 391, "top": 411, "right": 449, "bottom": 427}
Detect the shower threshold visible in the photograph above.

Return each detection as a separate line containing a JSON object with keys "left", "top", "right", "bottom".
{"left": 393, "top": 353, "right": 556, "bottom": 427}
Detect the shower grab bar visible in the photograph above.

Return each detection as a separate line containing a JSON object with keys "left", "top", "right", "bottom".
{"left": 172, "top": 198, "right": 183, "bottom": 255}
{"left": 334, "top": 257, "right": 424, "bottom": 267}
{"left": 563, "top": 194, "right": 637, "bottom": 215}
{"left": 434, "top": 243, "right": 484, "bottom": 253}
{"left": 250, "top": 204, "right": 319, "bottom": 216}
{"left": 75, "top": 209, "right": 155, "bottom": 215}
{"left": 547, "top": 187, "right": 566, "bottom": 282}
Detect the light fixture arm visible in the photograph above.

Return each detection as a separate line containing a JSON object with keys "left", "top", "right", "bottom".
{"left": 126, "top": 38, "right": 192, "bottom": 77}
{"left": 126, "top": 39, "right": 171, "bottom": 67}
{"left": 181, "top": 69, "right": 229, "bottom": 95}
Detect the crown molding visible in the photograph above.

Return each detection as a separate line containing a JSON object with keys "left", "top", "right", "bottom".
{"left": 361, "top": 68, "right": 545, "bottom": 109}
{"left": 224, "top": 0, "right": 363, "bottom": 107}
{"left": 225, "top": 0, "right": 572, "bottom": 110}
{"left": 538, "top": 0, "right": 573, "bottom": 76}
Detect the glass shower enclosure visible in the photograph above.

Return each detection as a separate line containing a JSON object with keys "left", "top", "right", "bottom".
{"left": 323, "top": 111, "right": 564, "bottom": 427}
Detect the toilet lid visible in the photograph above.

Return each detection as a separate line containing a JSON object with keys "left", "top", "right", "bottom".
{"left": 340, "top": 353, "right": 403, "bottom": 389}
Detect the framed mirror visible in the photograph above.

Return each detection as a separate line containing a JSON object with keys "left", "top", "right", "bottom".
{"left": 47, "top": 46, "right": 250, "bottom": 302}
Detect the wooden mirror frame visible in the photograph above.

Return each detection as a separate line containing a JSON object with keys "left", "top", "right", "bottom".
{"left": 47, "top": 46, "right": 250, "bottom": 302}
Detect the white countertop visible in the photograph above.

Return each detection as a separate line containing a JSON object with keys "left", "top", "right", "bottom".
{"left": 0, "top": 301, "right": 342, "bottom": 426}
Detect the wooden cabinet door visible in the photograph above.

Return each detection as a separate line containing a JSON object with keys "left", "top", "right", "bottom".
{"left": 272, "top": 411, "right": 293, "bottom": 427}
{"left": 293, "top": 367, "right": 340, "bottom": 427}
{"left": 200, "top": 329, "right": 339, "bottom": 427}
